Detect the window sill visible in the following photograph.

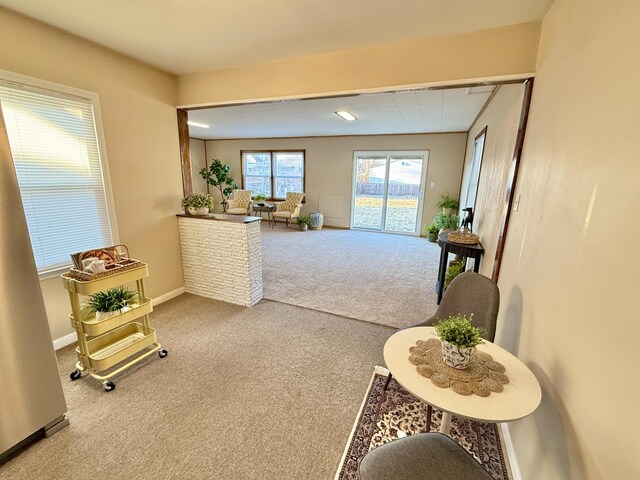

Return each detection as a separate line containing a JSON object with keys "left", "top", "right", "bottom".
{"left": 38, "top": 264, "right": 73, "bottom": 282}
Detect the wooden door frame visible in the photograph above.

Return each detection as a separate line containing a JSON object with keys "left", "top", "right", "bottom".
{"left": 491, "top": 78, "right": 535, "bottom": 283}
{"left": 174, "top": 77, "right": 535, "bottom": 257}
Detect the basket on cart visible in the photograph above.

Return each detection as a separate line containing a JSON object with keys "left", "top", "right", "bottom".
{"left": 67, "top": 244, "right": 142, "bottom": 281}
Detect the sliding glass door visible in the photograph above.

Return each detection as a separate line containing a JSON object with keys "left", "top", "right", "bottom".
{"left": 351, "top": 151, "right": 428, "bottom": 235}
{"left": 352, "top": 155, "right": 388, "bottom": 230}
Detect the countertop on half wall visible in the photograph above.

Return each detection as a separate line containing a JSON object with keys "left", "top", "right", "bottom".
{"left": 176, "top": 213, "right": 261, "bottom": 223}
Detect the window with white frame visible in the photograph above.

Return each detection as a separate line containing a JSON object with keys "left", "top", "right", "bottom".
{"left": 241, "top": 150, "right": 305, "bottom": 200}
{"left": 0, "top": 76, "right": 115, "bottom": 275}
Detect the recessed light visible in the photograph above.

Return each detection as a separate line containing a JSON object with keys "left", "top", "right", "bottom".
{"left": 187, "top": 121, "right": 211, "bottom": 128}
{"left": 335, "top": 111, "right": 357, "bottom": 121}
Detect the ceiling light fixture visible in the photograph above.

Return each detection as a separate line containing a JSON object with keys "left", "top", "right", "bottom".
{"left": 335, "top": 111, "right": 357, "bottom": 121}
{"left": 187, "top": 121, "right": 211, "bottom": 128}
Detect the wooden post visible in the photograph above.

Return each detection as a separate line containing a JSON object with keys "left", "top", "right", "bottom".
{"left": 177, "top": 109, "right": 192, "bottom": 197}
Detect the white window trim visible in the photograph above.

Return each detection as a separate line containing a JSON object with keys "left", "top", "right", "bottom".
{"left": 0, "top": 68, "right": 120, "bottom": 281}
{"left": 350, "top": 150, "right": 429, "bottom": 236}
{"left": 241, "top": 150, "right": 305, "bottom": 201}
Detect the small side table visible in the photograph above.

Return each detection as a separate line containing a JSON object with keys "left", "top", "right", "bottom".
{"left": 384, "top": 327, "right": 541, "bottom": 435}
{"left": 252, "top": 204, "right": 276, "bottom": 228}
{"left": 436, "top": 232, "right": 484, "bottom": 304}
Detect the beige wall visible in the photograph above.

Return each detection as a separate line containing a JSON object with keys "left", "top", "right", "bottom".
{"left": 176, "top": 23, "right": 540, "bottom": 107}
{"left": 189, "top": 138, "right": 209, "bottom": 194}
{"left": 495, "top": 0, "right": 640, "bottom": 477}
{"left": 204, "top": 133, "right": 466, "bottom": 230}
{"left": 0, "top": 8, "right": 185, "bottom": 341}
{"left": 459, "top": 84, "right": 525, "bottom": 277}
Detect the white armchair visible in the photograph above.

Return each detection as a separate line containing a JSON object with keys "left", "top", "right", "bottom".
{"left": 226, "top": 189, "right": 253, "bottom": 215}
{"left": 272, "top": 192, "right": 305, "bottom": 227}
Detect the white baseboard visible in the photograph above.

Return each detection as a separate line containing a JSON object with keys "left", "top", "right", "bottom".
{"left": 53, "top": 331, "right": 78, "bottom": 351}
{"left": 52, "top": 286, "right": 186, "bottom": 351}
{"left": 152, "top": 286, "right": 186, "bottom": 306}
{"left": 500, "top": 423, "right": 522, "bottom": 480}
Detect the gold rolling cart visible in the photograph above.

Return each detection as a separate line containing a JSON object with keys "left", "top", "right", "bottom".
{"left": 62, "top": 246, "right": 167, "bottom": 392}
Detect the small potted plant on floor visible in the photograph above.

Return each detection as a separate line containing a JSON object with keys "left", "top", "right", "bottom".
{"left": 253, "top": 192, "right": 268, "bottom": 206}
{"left": 297, "top": 215, "right": 311, "bottom": 231}
{"left": 434, "top": 213, "right": 460, "bottom": 234}
{"left": 437, "top": 193, "right": 459, "bottom": 216}
{"left": 87, "top": 286, "right": 137, "bottom": 321}
{"left": 424, "top": 223, "right": 439, "bottom": 242}
{"left": 181, "top": 193, "right": 214, "bottom": 215}
{"left": 434, "top": 314, "right": 485, "bottom": 369}
{"left": 444, "top": 257, "right": 465, "bottom": 291}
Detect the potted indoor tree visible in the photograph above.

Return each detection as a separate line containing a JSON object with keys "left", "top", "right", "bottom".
{"left": 88, "top": 286, "right": 137, "bottom": 321}
{"left": 181, "top": 193, "right": 214, "bottom": 215}
{"left": 199, "top": 159, "right": 238, "bottom": 212}
{"left": 434, "top": 314, "right": 485, "bottom": 369}
{"left": 424, "top": 223, "right": 439, "bottom": 242}
{"left": 437, "top": 193, "right": 459, "bottom": 215}
{"left": 297, "top": 215, "right": 311, "bottom": 231}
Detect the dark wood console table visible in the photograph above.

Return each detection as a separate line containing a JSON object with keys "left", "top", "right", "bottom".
{"left": 436, "top": 232, "right": 484, "bottom": 304}
{"left": 252, "top": 204, "right": 276, "bottom": 228}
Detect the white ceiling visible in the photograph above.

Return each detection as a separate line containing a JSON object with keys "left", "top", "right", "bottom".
{"left": 0, "top": 0, "right": 554, "bottom": 74}
{"left": 187, "top": 86, "right": 495, "bottom": 139}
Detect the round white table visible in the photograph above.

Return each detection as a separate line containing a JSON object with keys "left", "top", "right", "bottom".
{"left": 383, "top": 327, "right": 541, "bottom": 435}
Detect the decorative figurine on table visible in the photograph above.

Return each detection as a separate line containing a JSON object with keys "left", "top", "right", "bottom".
{"left": 461, "top": 207, "right": 474, "bottom": 231}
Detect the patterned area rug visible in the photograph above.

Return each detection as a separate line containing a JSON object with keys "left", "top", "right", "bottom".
{"left": 335, "top": 368, "right": 510, "bottom": 480}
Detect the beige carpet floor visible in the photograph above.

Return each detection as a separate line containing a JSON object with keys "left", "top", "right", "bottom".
{"left": 262, "top": 226, "right": 440, "bottom": 328}
{"left": 1, "top": 294, "right": 393, "bottom": 480}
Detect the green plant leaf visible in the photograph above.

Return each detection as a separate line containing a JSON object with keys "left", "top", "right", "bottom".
{"left": 433, "top": 213, "right": 460, "bottom": 230}
{"left": 199, "top": 159, "right": 238, "bottom": 201}
{"left": 181, "top": 193, "right": 214, "bottom": 209}
{"left": 87, "top": 287, "right": 137, "bottom": 313}
{"left": 436, "top": 193, "right": 460, "bottom": 210}
{"left": 434, "top": 314, "right": 486, "bottom": 348}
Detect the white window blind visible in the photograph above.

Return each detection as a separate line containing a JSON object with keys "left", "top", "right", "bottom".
{"left": 0, "top": 81, "right": 113, "bottom": 274}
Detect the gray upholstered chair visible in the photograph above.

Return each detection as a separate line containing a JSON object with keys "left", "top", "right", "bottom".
{"left": 385, "top": 272, "right": 500, "bottom": 429}
{"left": 415, "top": 271, "right": 500, "bottom": 342}
{"left": 358, "top": 433, "right": 493, "bottom": 480}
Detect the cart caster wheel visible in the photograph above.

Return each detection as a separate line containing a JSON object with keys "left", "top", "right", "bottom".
{"left": 103, "top": 381, "right": 116, "bottom": 392}
{"left": 70, "top": 369, "right": 82, "bottom": 381}
{"left": 158, "top": 349, "right": 168, "bottom": 358}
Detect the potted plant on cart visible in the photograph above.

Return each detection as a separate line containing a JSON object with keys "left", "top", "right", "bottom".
{"left": 434, "top": 314, "right": 485, "bottom": 369}
{"left": 297, "top": 215, "right": 311, "bottom": 231}
{"left": 437, "top": 193, "right": 459, "bottom": 216}
{"left": 424, "top": 223, "right": 439, "bottom": 242}
{"left": 181, "top": 193, "right": 214, "bottom": 215}
{"left": 87, "top": 286, "right": 138, "bottom": 321}
{"left": 199, "top": 159, "right": 238, "bottom": 212}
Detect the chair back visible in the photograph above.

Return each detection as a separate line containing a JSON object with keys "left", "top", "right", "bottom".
{"left": 232, "top": 190, "right": 252, "bottom": 208}
{"left": 282, "top": 192, "right": 304, "bottom": 212}
{"left": 435, "top": 271, "right": 500, "bottom": 341}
